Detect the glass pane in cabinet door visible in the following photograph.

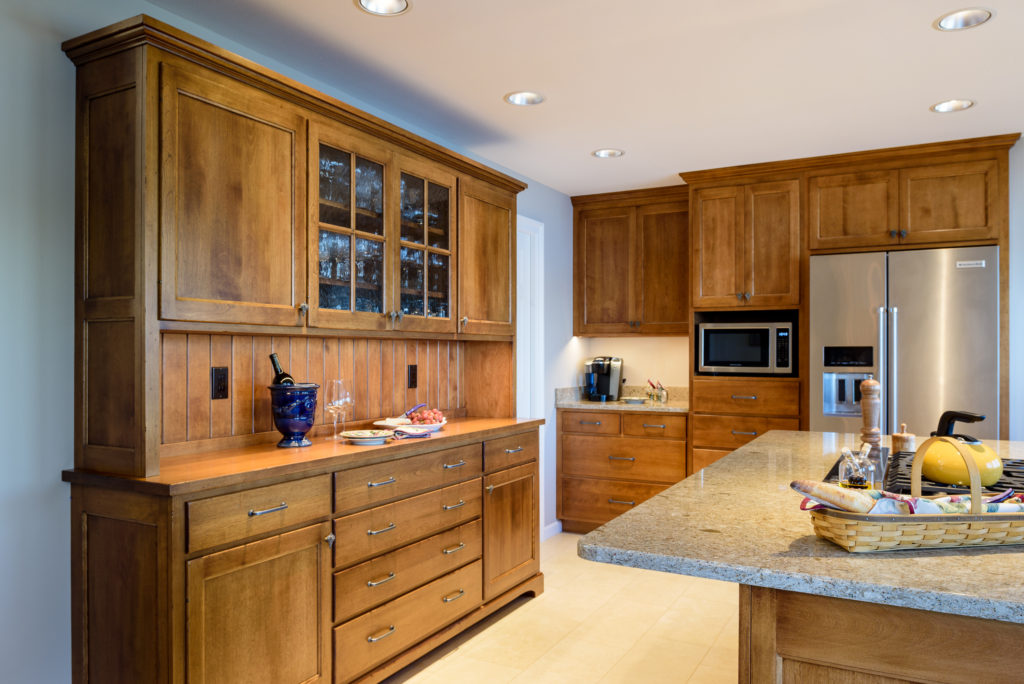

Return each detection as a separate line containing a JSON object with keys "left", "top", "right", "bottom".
{"left": 400, "top": 173, "right": 425, "bottom": 244}
{"left": 427, "top": 182, "right": 450, "bottom": 250}
{"left": 319, "top": 145, "right": 351, "bottom": 228}
{"left": 427, "top": 252, "right": 449, "bottom": 318}
{"left": 318, "top": 230, "right": 351, "bottom": 310}
{"left": 354, "top": 157, "right": 384, "bottom": 236}
{"left": 400, "top": 246, "right": 425, "bottom": 317}
{"left": 354, "top": 237, "right": 384, "bottom": 313}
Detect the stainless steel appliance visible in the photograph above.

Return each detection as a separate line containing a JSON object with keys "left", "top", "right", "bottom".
{"left": 810, "top": 246, "right": 998, "bottom": 438}
{"left": 583, "top": 356, "right": 623, "bottom": 401}
{"left": 696, "top": 322, "right": 792, "bottom": 375}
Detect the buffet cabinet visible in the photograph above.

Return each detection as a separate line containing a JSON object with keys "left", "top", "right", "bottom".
{"left": 557, "top": 409, "right": 687, "bottom": 532}
{"left": 65, "top": 423, "right": 542, "bottom": 684}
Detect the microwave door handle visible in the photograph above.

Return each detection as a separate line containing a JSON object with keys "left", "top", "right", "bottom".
{"left": 889, "top": 306, "right": 898, "bottom": 436}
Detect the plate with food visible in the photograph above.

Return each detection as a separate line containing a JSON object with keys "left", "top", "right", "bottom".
{"left": 340, "top": 429, "right": 394, "bottom": 445}
{"left": 376, "top": 406, "right": 446, "bottom": 432}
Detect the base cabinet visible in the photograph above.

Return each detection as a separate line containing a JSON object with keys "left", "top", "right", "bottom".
{"left": 483, "top": 461, "right": 540, "bottom": 600}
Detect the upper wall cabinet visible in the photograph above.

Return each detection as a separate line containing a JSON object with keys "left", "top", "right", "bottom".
{"left": 572, "top": 187, "right": 689, "bottom": 335}
{"left": 690, "top": 180, "right": 799, "bottom": 309}
{"left": 159, "top": 63, "right": 308, "bottom": 326}
{"left": 458, "top": 177, "right": 515, "bottom": 336}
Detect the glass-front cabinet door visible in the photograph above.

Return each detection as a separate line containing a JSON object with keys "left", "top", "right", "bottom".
{"left": 394, "top": 155, "right": 457, "bottom": 333}
{"left": 308, "top": 123, "right": 393, "bottom": 331}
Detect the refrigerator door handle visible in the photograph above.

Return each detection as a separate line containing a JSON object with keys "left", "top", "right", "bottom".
{"left": 889, "top": 306, "right": 898, "bottom": 435}
{"left": 877, "top": 306, "right": 887, "bottom": 433}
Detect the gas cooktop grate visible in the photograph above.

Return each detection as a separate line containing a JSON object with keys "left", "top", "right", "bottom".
{"left": 824, "top": 449, "right": 1024, "bottom": 496}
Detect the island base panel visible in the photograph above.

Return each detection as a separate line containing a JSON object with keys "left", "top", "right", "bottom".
{"left": 740, "top": 584, "right": 1024, "bottom": 683}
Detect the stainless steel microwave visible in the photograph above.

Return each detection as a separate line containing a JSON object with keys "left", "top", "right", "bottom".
{"left": 697, "top": 322, "right": 792, "bottom": 375}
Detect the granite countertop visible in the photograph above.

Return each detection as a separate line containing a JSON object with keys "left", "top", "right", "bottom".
{"left": 578, "top": 430, "right": 1024, "bottom": 624}
{"left": 555, "top": 387, "right": 689, "bottom": 413}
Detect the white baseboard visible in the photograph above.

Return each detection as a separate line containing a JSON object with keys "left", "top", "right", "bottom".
{"left": 540, "top": 520, "right": 563, "bottom": 541}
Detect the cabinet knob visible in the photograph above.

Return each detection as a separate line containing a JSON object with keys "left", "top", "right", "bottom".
{"left": 324, "top": 533, "right": 336, "bottom": 549}
{"left": 461, "top": 316, "right": 469, "bottom": 328}
{"left": 899, "top": 229, "right": 908, "bottom": 239}
{"left": 736, "top": 293, "right": 744, "bottom": 301}
{"left": 889, "top": 230, "right": 898, "bottom": 238}
{"left": 743, "top": 292, "right": 751, "bottom": 302}
{"left": 298, "top": 302, "right": 309, "bottom": 315}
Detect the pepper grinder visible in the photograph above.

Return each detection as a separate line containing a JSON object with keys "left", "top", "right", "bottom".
{"left": 891, "top": 423, "right": 916, "bottom": 454}
{"left": 860, "top": 377, "right": 881, "bottom": 450}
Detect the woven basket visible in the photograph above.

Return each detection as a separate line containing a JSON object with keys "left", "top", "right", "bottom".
{"left": 809, "top": 436, "right": 1024, "bottom": 552}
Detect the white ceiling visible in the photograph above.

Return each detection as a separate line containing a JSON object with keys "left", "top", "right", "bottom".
{"left": 149, "top": 0, "right": 1024, "bottom": 196}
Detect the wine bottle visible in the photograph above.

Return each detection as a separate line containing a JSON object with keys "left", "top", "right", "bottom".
{"left": 269, "top": 353, "right": 295, "bottom": 385}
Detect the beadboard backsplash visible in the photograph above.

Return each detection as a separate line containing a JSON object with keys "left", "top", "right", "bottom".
{"left": 161, "top": 333, "right": 466, "bottom": 445}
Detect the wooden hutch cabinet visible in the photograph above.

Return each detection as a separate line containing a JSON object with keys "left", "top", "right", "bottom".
{"left": 571, "top": 186, "right": 689, "bottom": 335}
{"left": 63, "top": 15, "right": 542, "bottom": 684}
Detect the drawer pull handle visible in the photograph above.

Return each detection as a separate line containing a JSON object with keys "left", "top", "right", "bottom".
{"left": 442, "top": 589, "right": 466, "bottom": 603}
{"left": 731, "top": 395, "right": 758, "bottom": 400}
{"left": 367, "top": 522, "right": 396, "bottom": 536}
{"left": 732, "top": 430, "right": 758, "bottom": 436}
{"left": 642, "top": 423, "right": 666, "bottom": 429}
{"left": 442, "top": 542, "right": 466, "bottom": 555}
{"left": 367, "top": 625, "right": 396, "bottom": 643}
{"left": 367, "top": 476, "right": 396, "bottom": 488}
{"left": 579, "top": 421, "right": 601, "bottom": 425}
{"left": 443, "top": 460, "right": 467, "bottom": 470}
{"left": 608, "top": 498, "right": 636, "bottom": 506}
{"left": 248, "top": 502, "right": 287, "bottom": 517}
{"left": 608, "top": 456, "right": 636, "bottom": 462}
{"left": 442, "top": 499, "right": 466, "bottom": 511}
{"left": 367, "top": 572, "right": 396, "bottom": 588}
{"left": 505, "top": 446, "right": 524, "bottom": 454}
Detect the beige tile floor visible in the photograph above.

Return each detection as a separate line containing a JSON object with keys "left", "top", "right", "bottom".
{"left": 383, "top": 532, "right": 739, "bottom": 683}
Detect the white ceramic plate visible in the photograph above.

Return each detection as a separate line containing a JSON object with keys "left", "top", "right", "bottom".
{"left": 622, "top": 397, "right": 647, "bottom": 404}
{"left": 373, "top": 417, "right": 412, "bottom": 428}
{"left": 404, "top": 419, "right": 446, "bottom": 432}
{"left": 341, "top": 429, "right": 394, "bottom": 445}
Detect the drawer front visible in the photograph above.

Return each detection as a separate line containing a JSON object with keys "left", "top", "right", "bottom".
{"left": 692, "top": 414, "right": 800, "bottom": 449}
{"left": 560, "top": 411, "right": 621, "bottom": 435}
{"left": 333, "top": 520, "right": 481, "bottom": 624}
{"left": 692, "top": 447, "right": 733, "bottom": 473}
{"left": 333, "top": 560, "right": 482, "bottom": 683}
{"left": 621, "top": 413, "right": 687, "bottom": 439}
{"left": 484, "top": 430, "right": 539, "bottom": 471}
{"left": 561, "top": 435, "right": 685, "bottom": 484}
{"left": 691, "top": 378, "right": 800, "bottom": 416}
{"left": 558, "top": 476, "right": 668, "bottom": 525}
{"left": 333, "top": 478, "right": 481, "bottom": 568}
{"left": 187, "top": 475, "right": 331, "bottom": 553}
{"left": 334, "top": 444, "right": 482, "bottom": 514}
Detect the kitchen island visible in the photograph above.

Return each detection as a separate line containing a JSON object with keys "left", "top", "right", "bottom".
{"left": 578, "top": 430, "right": 1024, "bottom": 683}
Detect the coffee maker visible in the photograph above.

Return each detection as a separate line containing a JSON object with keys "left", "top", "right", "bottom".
{"left": 583, "top": 357, "right": 623, "bottom": 402}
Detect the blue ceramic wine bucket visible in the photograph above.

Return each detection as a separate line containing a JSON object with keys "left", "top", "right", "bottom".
{"left": 268, "top": 383, "right": 319, "bottom": 447}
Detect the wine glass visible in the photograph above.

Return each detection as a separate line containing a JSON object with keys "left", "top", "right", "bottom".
{"left": 325, "top": 379, "right": 353, "bottom": 440}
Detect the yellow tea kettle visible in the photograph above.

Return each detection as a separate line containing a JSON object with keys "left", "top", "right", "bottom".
{"left": 918, "top": 411, "right": 1002, "bottom": 487}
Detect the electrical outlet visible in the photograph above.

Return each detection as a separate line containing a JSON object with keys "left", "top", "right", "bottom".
{"left": 211, "top": 367, "right": 229, "bottom": 400}
{"left": 407, "top": 364, "right": 417, "bottom": 389}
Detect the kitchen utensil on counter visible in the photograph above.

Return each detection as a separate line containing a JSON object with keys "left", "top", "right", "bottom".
{"left": 859, "top": 377, "right": 881, "bottom": 450}
{"left": 920, "top": 411, "right": 1002, "bottom": 486}
{"left": 269, "top": 383, "right": 319, "bottom": 447}
{"left": 326, "top": 379, "right": 353, "bottom": 440}
{"left": 891, "top": 423, "right": 916, "bottom": 453}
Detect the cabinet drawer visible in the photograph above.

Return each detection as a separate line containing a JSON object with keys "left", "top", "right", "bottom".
{"left": 622, "top": 413, "right": 686, "bottom": 439}
{"left": 187, "top": 475, "right": 331, "bottom": 553}
{"left": 334, "top": 444, "right": 482, "bottom": 514}
{"left": 692, "top": 447, "right": 733, "bottom": 473}
{"left": 561, "top": 435, "right": 685, "bottom": 484}
{"left": 333, "top": 520, "right": 481, "bottom": 624}
{"left": 692, "top": 414, "right": 799, "bottom": 449}
{"left": 560, "top": 411, "right": 621, "bottom": 435}
{"left": 692, "top": 378, "right": 799, "bottom": 416}
{"left": 484, "top": 430, "right": 538, "bottom": 471}
{"left": 558, "top": 476, "right": 669, "bottom": 525}
{"left": 333, "top": 479, "right": 481, "bottom": 568}
{"left": 333, "top": 560, "right": 482, "bottom": 683}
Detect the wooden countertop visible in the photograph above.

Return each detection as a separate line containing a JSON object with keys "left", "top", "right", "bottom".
{"left": 63, "top": 417, "right": 543, "bottom": 497}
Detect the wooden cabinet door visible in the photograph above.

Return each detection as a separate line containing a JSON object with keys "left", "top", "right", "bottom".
{"left": 482, "top": 461, "right": 539, "bottom": 600}
{"left": 635, "top": 202, "right": 689, "bottom": 333}
{"left": 458, "top": 177, "right": 515, "bottom": 336}
{"left": 307, "top": 121, "right": 393, "bottom": 332}
{"left": 186, "top": 522, "right": 331, "bottom": 684}
{"left": 900, "top": 159, "right": 998, "bottom": 244}
{"left": 160, "top": 63, "right": 306, "bottom": 326}
{"left": 807, "top": 169, "right": 899, "bottom": 250}
{"left": 745, "top": 180, "right": 800, "bottom": 307}
{"left": 394, "top": 154, "right": 458, "bottom": 334}
{"left": 573, "top": 206, "right": 634, "bottom": 334}
{"left": 691, "top": 186, "right": 744, "bottom": 307}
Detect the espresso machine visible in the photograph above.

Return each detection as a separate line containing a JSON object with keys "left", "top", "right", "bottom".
{"left": 583, "top": 357, "right": 623, "bottom": 402}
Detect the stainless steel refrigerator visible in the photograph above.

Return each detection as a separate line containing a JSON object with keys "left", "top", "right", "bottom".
{"left": 809, "top": 246, "right": 999, "bottom": 439}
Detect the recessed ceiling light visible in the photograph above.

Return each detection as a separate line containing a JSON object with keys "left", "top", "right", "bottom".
{"left": 935, "top": 8, "right": 992, "bottom": 31}
{"left": 356, "top": 0, "right": 409, "bottom": 16}
{"left": 504, "top": 91, "right": 545, "bottom": 106}
{"left": 592, "top": 148, "right": 625, "bottom": 158}
{"left": 930, "top": 99, "right": 975, "bottom": 113}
